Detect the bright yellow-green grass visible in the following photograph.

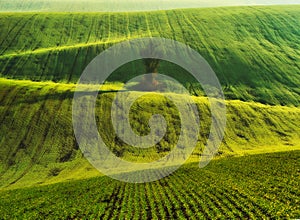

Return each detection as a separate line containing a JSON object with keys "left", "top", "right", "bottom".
{"left": 1, "top": 78, "right": 299, "bottom": 189}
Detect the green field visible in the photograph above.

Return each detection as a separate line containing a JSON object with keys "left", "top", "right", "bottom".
{"left": 1, "top": 77, "right": 300, "bottom": 188}
{"left": 0, "top": 6, "right": 299, "bottom": 105}
{"left": 0, "top": 4, "right": 300, "bottom": 219}
{"left": 0, "top": 151, "right": 299, "bottom": 219}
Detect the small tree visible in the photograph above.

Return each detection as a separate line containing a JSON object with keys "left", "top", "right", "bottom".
{"left": 138, "top": 41, "right": 163, "bottom": 91}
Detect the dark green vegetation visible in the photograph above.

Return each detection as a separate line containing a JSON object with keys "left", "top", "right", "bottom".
{"left": 0, "top": 5, "right": 299, "bottom": 105}
{"left": 0, "top": 151, "right": 299, "bottom": 219}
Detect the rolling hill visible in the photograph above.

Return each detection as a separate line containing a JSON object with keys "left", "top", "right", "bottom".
{"left": 0, "top": 77, "right": 299, "bottom": 188}
{"left": 0, "top": 5, "right": 299, "bottom": 219}
{"left": 0, "top": 5, "right": 299, "bottom": 105}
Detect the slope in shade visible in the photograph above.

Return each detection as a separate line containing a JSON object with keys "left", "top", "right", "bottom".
{"left": 0, "top": 6, "right": 299, "bottom": 105}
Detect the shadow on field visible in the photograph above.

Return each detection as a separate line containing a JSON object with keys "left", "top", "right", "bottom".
{"left": 8, "top": 89, "right": 129, "bottom": 106}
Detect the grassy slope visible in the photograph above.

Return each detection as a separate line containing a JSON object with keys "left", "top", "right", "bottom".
{"left": 0, "top": 78, "right": 299, "bottom": 188}
{"left": 0, "top": 151, "right": 299, "bottom": 218}
{"left": 0, "top": 5, "right": 299, "bottom": 194}
{"left": 0, "top": 5, "right": 299, "bottom": 217}
{"left": 0, "top": 5, "right": 299, "bottom": 105}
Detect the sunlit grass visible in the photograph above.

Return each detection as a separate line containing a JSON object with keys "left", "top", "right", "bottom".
{"left": 1, "top": 78, "right": 299, "bottom": 188}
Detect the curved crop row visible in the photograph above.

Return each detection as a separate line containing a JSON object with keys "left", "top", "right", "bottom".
{"left": 0, "top": 151, "right": 299, "bottom": 218}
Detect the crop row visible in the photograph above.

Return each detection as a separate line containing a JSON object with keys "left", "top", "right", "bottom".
{"left": 0, "top": 151, "right": 299, "bottom": 219}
